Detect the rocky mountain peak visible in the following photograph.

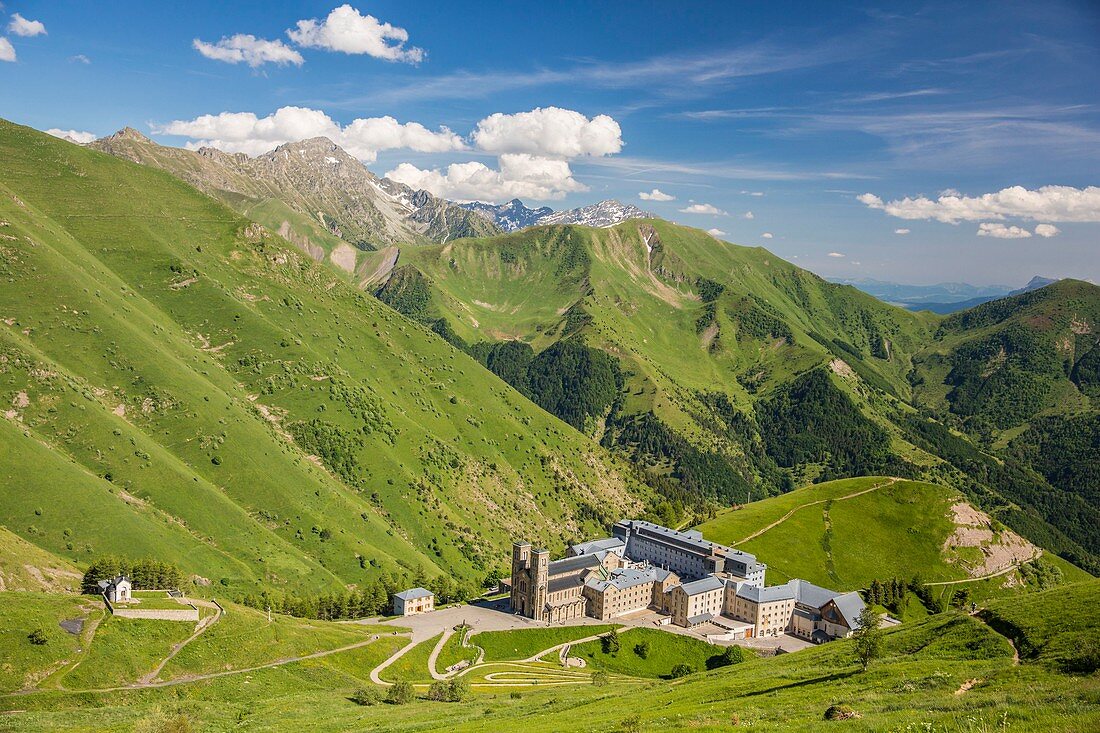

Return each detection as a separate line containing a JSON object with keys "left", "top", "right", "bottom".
{"left": 104, "top": 127, "right": 152, "bottom": 143}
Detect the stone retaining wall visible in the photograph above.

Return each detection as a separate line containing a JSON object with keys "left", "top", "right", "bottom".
{"left": 112, "top": 607, "right": 199, "bottom": 621}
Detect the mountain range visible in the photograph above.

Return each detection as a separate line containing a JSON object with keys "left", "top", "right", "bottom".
{"left": 460, "top": 198, "right": 655, "bottom": 231}
{"left": 4, "top": 118, "right": 1098, "bottom": 598}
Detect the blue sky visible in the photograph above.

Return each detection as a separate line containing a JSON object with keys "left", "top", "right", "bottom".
{"left": 2, "top": 1, "right": 1099, "bottom": 285}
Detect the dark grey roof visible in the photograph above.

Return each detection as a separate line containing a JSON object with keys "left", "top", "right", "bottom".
{"left": 570, "top": 537, "right": 625, "bottom": 556}
{"left": 547, "top": 554, "right": 601, "bottom": 576}
{"left": 676, "top": 575, "right": 725, "bottom": 596}
{"left": 793, "top": 608, "right": 818, "bottom": 621}
{"left": 97, "top": 575, "right": 129, "bottom": 590}
{"left": 394, "top": 587, "right": 433, "bottom": 601}
{"left": 736, "top": 582, "right": 797, "bottom": 603}
{"left": 585, "top": 566, "right": 663, "bottom": 593}
{"left": 687, "top": 613, "right": 714, "bottom": 625}
{"left": 830, "top": 592, "right": 865, "bottom": 628}
{"left": 548, "top": 573, "right": 588, "bottom": 594}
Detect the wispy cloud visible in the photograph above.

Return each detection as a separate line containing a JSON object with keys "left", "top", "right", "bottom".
{"left": 317, "top": 37, "right": 861, "bottom": 107}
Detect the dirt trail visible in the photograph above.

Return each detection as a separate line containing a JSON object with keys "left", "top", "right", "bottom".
{"left": 139, "top": 599, "right": 223, "bottom": 684}
{"left": 734, "top": 477, "right": 900, "bottom": 546}
{"left": 5, "top": 633, "right": 382, "bottom": 697}
{"left": 923, "top": 551, "right": 1040, "bottom": 587}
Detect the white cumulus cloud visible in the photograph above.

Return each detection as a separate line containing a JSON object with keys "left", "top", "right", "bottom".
{"left": 743, "top": 211, "right": 754, "bottom": 220}
{"left": 640, "top": 188, "right": 675, "bottom": 202}
{"left": 472, "top": 107, "right": 622, "bottom": 158}
{"left": 828, "top": 252, "right": 846, "bottom": 258}
{"left": 153, "top": 106, "right": 465, "bottom": 162}
{"left": 0, "top": 38, "right": 15, "bottom": 62}
{"left": 288, "top": 4, "right": 423, "bottom": 63}
{"left": 680, "top": 203, "right": 727, "bottom": 216}
{"left": 1034, "top": 224, "right": 1060, "bottom": 238}
{"left": 761, "top": 232, "right": 774, "bottom": 239}
{"left": 194, "top": 35, "right": 303, "bottom": 68}
{"left": 741, "top": 190, "right": 764, "bottom": 197}
{"left": 46, "top": 128, "right": 97, "bottom": 144}
{"left": 69, "top": 54, "right": 91, "bottom": 64}
{"left": 977, "top": 223, "right": 1032, "bottom": 239}
{"left": 386, "top": 154, "right": 586, "bottom": 202}
{"left": 859, "top": 185, "right": 1100, "bottom": 224}
{"left": 8, "top": 13, "right": 45, "bottom": 37}
{"left": 894, "top": 228, "right": 910, "bottom": 235}
{"left": 707, "top": 228, "right": 727, "bottom": 237}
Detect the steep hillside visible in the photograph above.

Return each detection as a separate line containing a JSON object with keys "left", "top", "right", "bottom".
{"left": 386, "top": 221, "right": 934, "bottom": 497}
{"left": 0, "top": 120, "right": 646, "bottom": 598}
{"left": 372, "top": 220, "right": 1099, "bottom": 571}
{"left": 696, "top": 477, "right": 1091, "bottom": 599}
{"left": 88, "top": 130, "right": 499, "bottom": 276}
{"left": 911, "top": 279, "right": 1099, "bottom": 430}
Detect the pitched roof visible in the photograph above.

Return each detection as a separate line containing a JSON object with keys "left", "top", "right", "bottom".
{"left": 829, "top": 591, "right": 865, "bottom": 628}
{"left": 585, "top": 566, "right": 661, "bottom": 593}
{"left": 547, "top": 553, "right": 601, "bottom": 576}
{"left": 676, "top": 575, "right": 725, "bottom": 596}
{"left": 570, "top": 537, "right": 625, "bottom": 556}
{"left": 736, "top": 582, "right": 797, "bottom": 603}
{"left": 394, "top": 587, "right": 433, "bottom": 601}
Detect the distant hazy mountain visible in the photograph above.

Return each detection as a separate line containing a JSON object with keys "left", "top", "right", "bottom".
{"left": 1009, "top": 275, "right": 1059, "bottom": 296}
{"left": 459, "top": 198, "right": 654, "bottom": 232}
{"left": 834, "top": 276, "right": 1060, "bottom": 313}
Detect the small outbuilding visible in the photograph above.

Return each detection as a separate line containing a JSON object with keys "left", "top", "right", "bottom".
{"left": 393, "top": 587, "right": 434, "bottom": 616}
{"left": 98, "top": 575, "right": 132, "bottom": 603}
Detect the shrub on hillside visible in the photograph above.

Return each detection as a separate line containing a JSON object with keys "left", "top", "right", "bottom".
{"left": 824, "top": 704, "right": 860, "bottom": 721}
{"left": 706, "top": 645, "right": 744, "bottom": 669}
{"left": 27, "top": 628, "right": 48, "bottom": 645}
{"left": 669, "top": 663, "right": 695, "bottom": 678}
{"left": 601, "top": 629, "right": 621, "bottom": 654}
{"left": 634, "top": 640, "right": 650, "bottom": 659}
{"left": 351, "top": 687, "right": 381, "bottom": 706}
{"left": 385, "top": 681, "right": 414, "bottom": 705}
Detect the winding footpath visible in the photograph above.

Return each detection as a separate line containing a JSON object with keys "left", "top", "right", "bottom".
{"left": 734, "top": 477, "right": 900, "bottom": 546}
{"left": 139, "top": 599, "right": 223, "bottom": 684}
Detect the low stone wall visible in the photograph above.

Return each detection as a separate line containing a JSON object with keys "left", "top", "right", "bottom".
{"left": 112, "top": 607, "right": 199, "bottom": 621}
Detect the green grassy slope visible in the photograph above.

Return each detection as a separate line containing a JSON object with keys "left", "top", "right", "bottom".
{"left": 696, "top": 476, "right": 1089, "bottom": 600}
{"left": 386, "top": 220, "right": 1098, "bottom": 571}
{"left": 472, "top": 624, "right": 618, "bottom": 662}
{"left": 571, "top": 627, "right": 726, "bottom": 678}
{"left": 3, "top": 582, "right": 1096, "bottom": 731}
{"left": 395, "top": 221, "right": 937, "bottom": 503}
{"left": 0, "top": 527, "right": 81, "bottom": 592}
{"left": 0, "top": 120, "right": 648, "bottom": 597}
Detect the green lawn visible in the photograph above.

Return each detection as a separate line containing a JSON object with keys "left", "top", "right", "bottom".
{"left": 159, "top": 602, "right": 383, "bottom": 680}
{"left": 0, "top": 592, "right": 100, "bottom": 693}
{"left": 57, "top": 615, "right": 194, "bottom": 689}
{"left": 435, "top": 625, "right": 479, "bottom": 672}
{"left": 472, "top": 624, "right": 619, "bottom": 662}
{"left": 570, "top": 627, "right": 729, "bottom": 678}
{"left": 380, "top": 633, "right": 439, "bottom": 683}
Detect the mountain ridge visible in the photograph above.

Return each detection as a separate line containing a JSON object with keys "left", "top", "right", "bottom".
{"left": 458, "top": 197, "right": 654, "bottom": 231}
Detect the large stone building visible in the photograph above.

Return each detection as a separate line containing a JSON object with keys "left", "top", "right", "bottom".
{"left": 510, "top": 520, "right": 864, "bottom": 640}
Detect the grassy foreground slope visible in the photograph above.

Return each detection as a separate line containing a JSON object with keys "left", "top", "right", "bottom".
{"left": 0, "top": 119, "right": 646, "bottom": 595}
{"left": 2, "top": 582, "right": 1096, "bottom": 731}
